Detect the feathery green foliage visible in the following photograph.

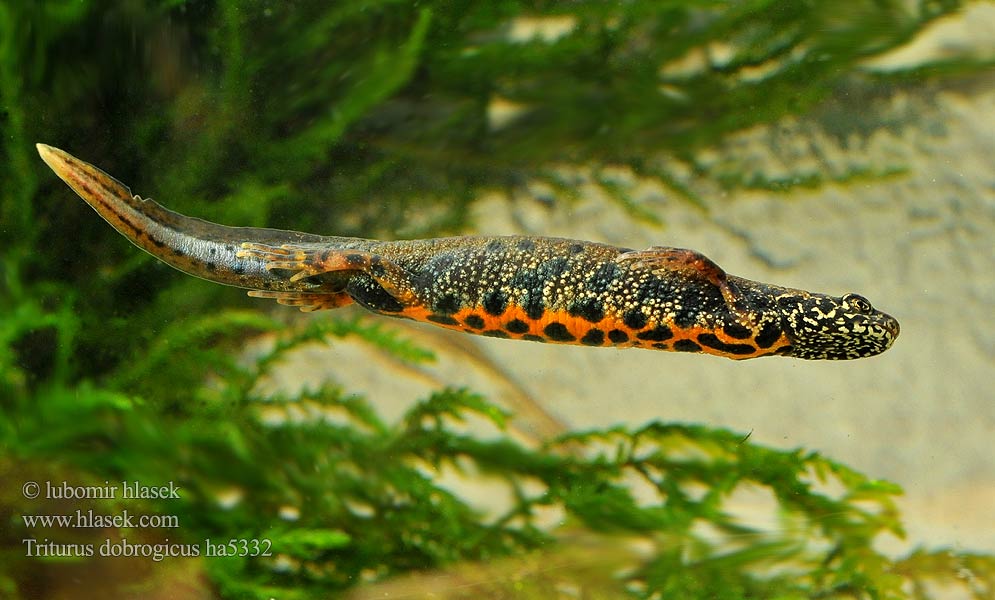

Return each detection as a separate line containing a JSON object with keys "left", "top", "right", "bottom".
{"left": 2, "top": 0, "right": 993, "bottom": 598}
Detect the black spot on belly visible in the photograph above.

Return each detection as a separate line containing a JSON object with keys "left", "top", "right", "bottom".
{"left": 580, "top": 329, "right": 604, "bottom": 346}
{"left": 486, "top": 239, "right": 504, "bottom": 252}
{"left": 427, "top": 314, "right": 460, "bottom": 326}
{"left": 636, "top": 325, "right": 673, "bottom": 342}
{"left": 345, "top": 253, "right": 366, "bottom": 267}
{"left": 776, "top": 345, "right": 793, "bottom": 355}
{"left": 568, "top": 243, "right": 584, "bottom": 254}
{"left": 673, "top": 339, "right": 701, "bottom": 352}
{"left": 697, "top": 333, "right": 755, "bottom": 355}
{"left": 506, "top": 319, "right": 530, "bottom": 334}
{"left": 482, "top": 329, "right": 509, "bottom": 339}
{"left": 433, "top": 293, "right": 461, "bottom": 315}
{"left": 608, "top": 329, "right": 629, "bottom": 344}
{"left": 523, "top": 334, "right": 545, "bottom": 343}
{"left": 523, "top": 292, "right": 545, "bottom": 320}
{"left": 232, "top": 263, "right": 246, "bottom": 275}
{"left": 464, "top": 314, "right": 485, "bottom": 329}
{"left": 623, "top": 309, "right": 648, "bottom": 330}
{"left": 754, "top": 321, "right": 782, "bottom": 348}
{"left": 482, "top": 290, "right": 508, "bottom": 316}
{"left": 543, "top": 323, "right": 575, "bottom": 342}
{"left": 722, "top": 322, "right": 753, "bottom": 339}
{"left": 568, "top": 297, "right": 605, "bottom": 323}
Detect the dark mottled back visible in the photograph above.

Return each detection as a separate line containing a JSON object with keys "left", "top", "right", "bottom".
{"left": 375, "top": 236, "right": 633, "bottom": 322}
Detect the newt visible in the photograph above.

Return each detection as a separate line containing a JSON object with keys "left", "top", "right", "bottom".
{"left": 37, "top": 144, "right": 899, "bottom": 360}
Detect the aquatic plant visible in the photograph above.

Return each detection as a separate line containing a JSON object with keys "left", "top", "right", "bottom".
{"left": 1, "top": 1, "right": 992, "bottom": 598}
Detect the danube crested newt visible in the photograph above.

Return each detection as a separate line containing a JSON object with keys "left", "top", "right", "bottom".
{"left": 37, "top": 144, "right": 900, "bottom": 360}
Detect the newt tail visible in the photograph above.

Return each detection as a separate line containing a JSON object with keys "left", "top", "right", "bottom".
{"left": 37, "top": 144, "right": 900, "bottom": 361}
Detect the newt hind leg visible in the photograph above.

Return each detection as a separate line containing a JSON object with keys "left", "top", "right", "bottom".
{"left": 237, "top": 242, "right": 419, "bottom": 307}
{"left": 247, "top": 290, "right": 354, "bottom": 312}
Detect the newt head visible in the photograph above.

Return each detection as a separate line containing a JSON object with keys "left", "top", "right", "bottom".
{"left": 776, "top": 291, "right": 900, "bottom": 360}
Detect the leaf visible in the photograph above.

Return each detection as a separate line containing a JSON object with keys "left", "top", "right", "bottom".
{"left": 269, "top": 528, "right": 352, "bottom": 560}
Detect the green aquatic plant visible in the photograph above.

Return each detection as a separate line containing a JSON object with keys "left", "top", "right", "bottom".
{"left": 5, "top": 315, "right": 995, "bottom": 598}
{"left": 2, "top": 0, "right": 993, "bottom": 598}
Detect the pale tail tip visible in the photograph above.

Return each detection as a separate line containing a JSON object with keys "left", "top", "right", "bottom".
{"left": 35, "top": 144, "right": 83, "bottom": 182}
{"left": 36, "top": 143, "right": 63, "bottom": 170}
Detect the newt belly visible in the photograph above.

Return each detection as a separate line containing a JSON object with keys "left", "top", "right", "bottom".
{"left": 37, "top": 144, "right": 900, "bottom": 360}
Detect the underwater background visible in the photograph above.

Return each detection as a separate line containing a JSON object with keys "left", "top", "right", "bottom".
{"left": 1, "top": 1, "right": 993, "bottom": 598}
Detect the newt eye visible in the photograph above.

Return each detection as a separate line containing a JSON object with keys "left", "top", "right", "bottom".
{"left": 843, "top": 293, "right": 872, "bottom": 313}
